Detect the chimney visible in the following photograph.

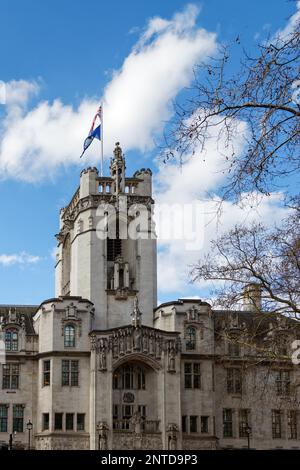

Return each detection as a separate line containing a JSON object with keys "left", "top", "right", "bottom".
{"left": 243, "top": 283, "right": 261, "bottom": 312}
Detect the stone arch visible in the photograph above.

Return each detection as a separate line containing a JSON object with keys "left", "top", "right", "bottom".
{"left": 112, "top": 353, "right": 161, "bottom": 372}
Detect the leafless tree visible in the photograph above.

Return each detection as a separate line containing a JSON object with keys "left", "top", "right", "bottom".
{"left": 192, "top": 203, "right": 300, "bottom": 317}
{"left": 165, "top": 23, "right": 300, "bottom": 201}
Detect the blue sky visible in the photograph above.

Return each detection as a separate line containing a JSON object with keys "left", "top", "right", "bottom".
{"left": 0, "top": 0, "right": 298, "bottom": 306}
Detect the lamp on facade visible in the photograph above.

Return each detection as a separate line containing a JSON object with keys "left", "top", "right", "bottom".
{"left": 26, "top": 420, "right": 33, "bottom": 450}
{"left": 245, "top": 424, "right": 251, "bottom": 449}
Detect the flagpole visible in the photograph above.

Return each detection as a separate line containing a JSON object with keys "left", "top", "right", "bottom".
{"left": 101, "top": 102, "right": 104, "bottom": 177}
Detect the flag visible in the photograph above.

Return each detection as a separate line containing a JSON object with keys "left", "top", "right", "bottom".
{"left": 80, "top": 106, "right": 102, "bottom": 158}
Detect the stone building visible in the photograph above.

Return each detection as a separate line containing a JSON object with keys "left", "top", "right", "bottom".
{"left": 0, "top": 143, "right": 299, "bottom": 450}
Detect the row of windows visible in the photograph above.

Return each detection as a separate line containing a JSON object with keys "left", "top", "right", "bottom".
{"left": 182, "top": 415, "right": 209, "bottom": 434}
{"left": 4, "top": 325, "right": 76, "bottom": 352}
{"left": 183, "top": 363, "right": 292, "bottom": 396}
{"left": 43, "top": 360, "right": 79, "bottom": 387}
{"left": 222, "top": 409, "right": 298, "bottom": 439}
{"left": 0, "top": 405, "right": 24, "bottom": 433}
{"left": 43, "top": 412, "right": 85, "bottom": 432}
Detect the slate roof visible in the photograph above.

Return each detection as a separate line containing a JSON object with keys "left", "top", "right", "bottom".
{"left": 0, "top": 305, "right": 38, "bottom": 335}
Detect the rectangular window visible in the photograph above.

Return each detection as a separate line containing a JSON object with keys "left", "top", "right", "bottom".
{"left": 288, "top": 410, "right": 297, "bottom": 439}
{"left": 113, "top": 405, "right": 119, "bottom": 421}
{"left": 223, "top": 409, "right": 233, "bottom": 438}
{"left": 62, "top": 360, "right": 79, "bottom": 386}
{"left": 66, "top": 413, "right": 74, "bottom": 431}
{"left": 5, "top": 330, "right": 18, "bottom": 351}
{"left": 272, "top": 410, "right": 282, "bottom": 439}
{"left": 54, "top": 413, "right": 63, "bottom": 431}
{"left": 227, "top": 368, "right": 242, "bottom": 394}
{"left": 0, "top": 405, "right": 8, "bottom": 432}
{"left": 137, "top": 405, "right": 146, "bottom": 418}
{"left": 182, "top": 416, "right": 187, "bottom": 433}
{"left": 276, "top": 370, "right": 290, "bottom": 396}
{"left": 2, "top": 364, "right": 19, "bottom": 389}
{"left": 184, "top": 363, "right": 201, "bottom": 389}
{"left": 201, "top": 416, "right": 209, "bottom": 433}
{"left": 71, "top": 361, "right": 79, "bottom": 386}
{"left": 13, "top": 405, "right": 24, "bottom": 433}
{"left": 190, "top": 416, "right": 198, "bottom": 433}
{"left": 77, "top": 413, "right": 85, "bottom": 431}
{"left": 42, "top": 413, "right": 49, "bottom": 431}
{"left": 43, "top": 360, "right": 51, "bottom": 386}
{"left": 239, "top": 409, "right": 250, "bottom": 437}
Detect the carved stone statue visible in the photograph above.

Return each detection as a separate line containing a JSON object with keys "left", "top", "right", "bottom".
{"left": 98, "top": 339, "right": 107, "bottom": 371}
{"left": 130, "top": 410, "right": 144, "bottom": 434}
{"left": 131, "top": 295, "right": 142, "bottom": 328}
{"left": 97, "top": 422, "right": 109, "bottom": 450}
{"left": 133, "top": 327, "right": 141, "bottom": 351}
{"left": 168, "top": 342, "right": 176, "bottom": 372}
{"left": 167, "top": 423, "right": 178, "bottom": 450}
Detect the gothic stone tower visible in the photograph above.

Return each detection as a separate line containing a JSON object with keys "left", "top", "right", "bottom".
{"left": 55, "top": 143, "right": 157, "bottom": 330}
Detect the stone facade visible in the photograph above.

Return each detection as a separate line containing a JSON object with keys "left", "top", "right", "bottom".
{"left": 0, "top": 143, "right": 299, "bottom": 450}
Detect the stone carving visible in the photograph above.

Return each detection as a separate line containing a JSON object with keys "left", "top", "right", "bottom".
{"left": 131, "top": 295, "right": 142, "bottom": 328}
{"left": 0, "top": 308, "right": 26, "bottom": 330}
{"left": 90, "top": 334, "right": 97, "bottom": 351}
{"left": 130, "top": 410, "right": 144, "bottom": 435}
{"left": 133, "top": 328, "right": 142, "bottom": 351}
{"left": 98, "top": 338, "right": 108, "bottom": 371}
{"left": 166, "top": 339, "right": 181, "bottom": 373}
{"left": 167, "top": 423, "right": 179, "bottom": 450}
{"left": 97, "top": 422, "right": 109, "bottom": 450}
{"left": 123, "top": 392, "right": 135, "bottom": 403}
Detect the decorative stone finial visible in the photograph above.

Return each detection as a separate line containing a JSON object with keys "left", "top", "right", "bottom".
{"left": 131, "top": 295, "right": 142, "bottom": 328}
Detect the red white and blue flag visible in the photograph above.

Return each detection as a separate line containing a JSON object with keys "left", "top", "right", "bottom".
{"left": 80, "top": 106, "right": 102, "bottom": 158}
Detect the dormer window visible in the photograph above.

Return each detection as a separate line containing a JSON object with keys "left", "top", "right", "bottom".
{"left": 5, "top": 329, "right": 18, "bottom": 351}
{"left": 64, "top": 324, "right": 75, "bottom": 348}
{"left": 186, "top": 326, "right": 196, "bottom": 351}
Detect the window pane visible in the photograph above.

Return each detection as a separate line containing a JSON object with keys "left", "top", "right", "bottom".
{"left": 186, "top": 327, "right": 196, "bottom": 350}
{"left": 43, "top": 413, "right": 49, "bottom": 431}
{"left": 190, "top": 416, "right": 198, "bottom": 433}
{"left": 54, "top": 413, "right": 63, "bottom": 430}
{"left": 43, "top": 360, "right": 51, "bottom": 386}
{"left": 66, "top": 413, "right": 74, "bottom": 431}
{"left": 77, "top": 414, "right": 85, "bottom": 431}
{"left": 201, "top": 416, "right": 209, "bottom": 433}
{"left": 0, "top": 405, "right": 8, "bottom": 432}
{"left": 272, "top": 410, "right": 281, "bottom": 439}
{"left": 71, "top": 361, "right": 79, "bottom": 386}
{"left": 62, "top": 360, "right": 70, "bottom": 386}
{"left": 13, "top": 405, "right": 24, "bottom": 433}
{"left": 64, "top": 325, "right": 75, "bottom": 348}
{"left": 223, "top": 409, "right": 233, "bottom": 438}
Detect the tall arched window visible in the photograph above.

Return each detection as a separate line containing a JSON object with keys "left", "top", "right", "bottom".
{"left": 64, "top": 324, "right": 75, "bottom": 348}
{"left": 5, "top": 330, "right": 18, "bottom": 351}
{"left": 186, "top": 326, "right": 196, "bottom": 351}
{"left": 113, "top": 365, "right": 146, "bottom": 390}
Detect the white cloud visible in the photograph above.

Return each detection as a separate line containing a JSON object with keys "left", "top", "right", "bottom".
{"left": 276, "top": 0, "right": 300, "bottom": 40}
{"left": 0, "top": 4, "right": 217, "bottom": 182}
{"left": 0, "top": 252, "right": 41, "bottom": 267}
{"left": 153, "top": 119, "right": 289, "bottom": 296}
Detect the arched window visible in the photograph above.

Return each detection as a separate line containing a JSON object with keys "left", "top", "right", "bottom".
{"left": 5, "top": 330, "right": 18, "bottom": 351}
{"left": 64, "top": 324, "right": 75, "bottom": 348}
{"left": 113, "top": 365, "right": 146, "bottom": 390}
{"left": 186, "top": 326, "right": 196, "bottom": 351}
